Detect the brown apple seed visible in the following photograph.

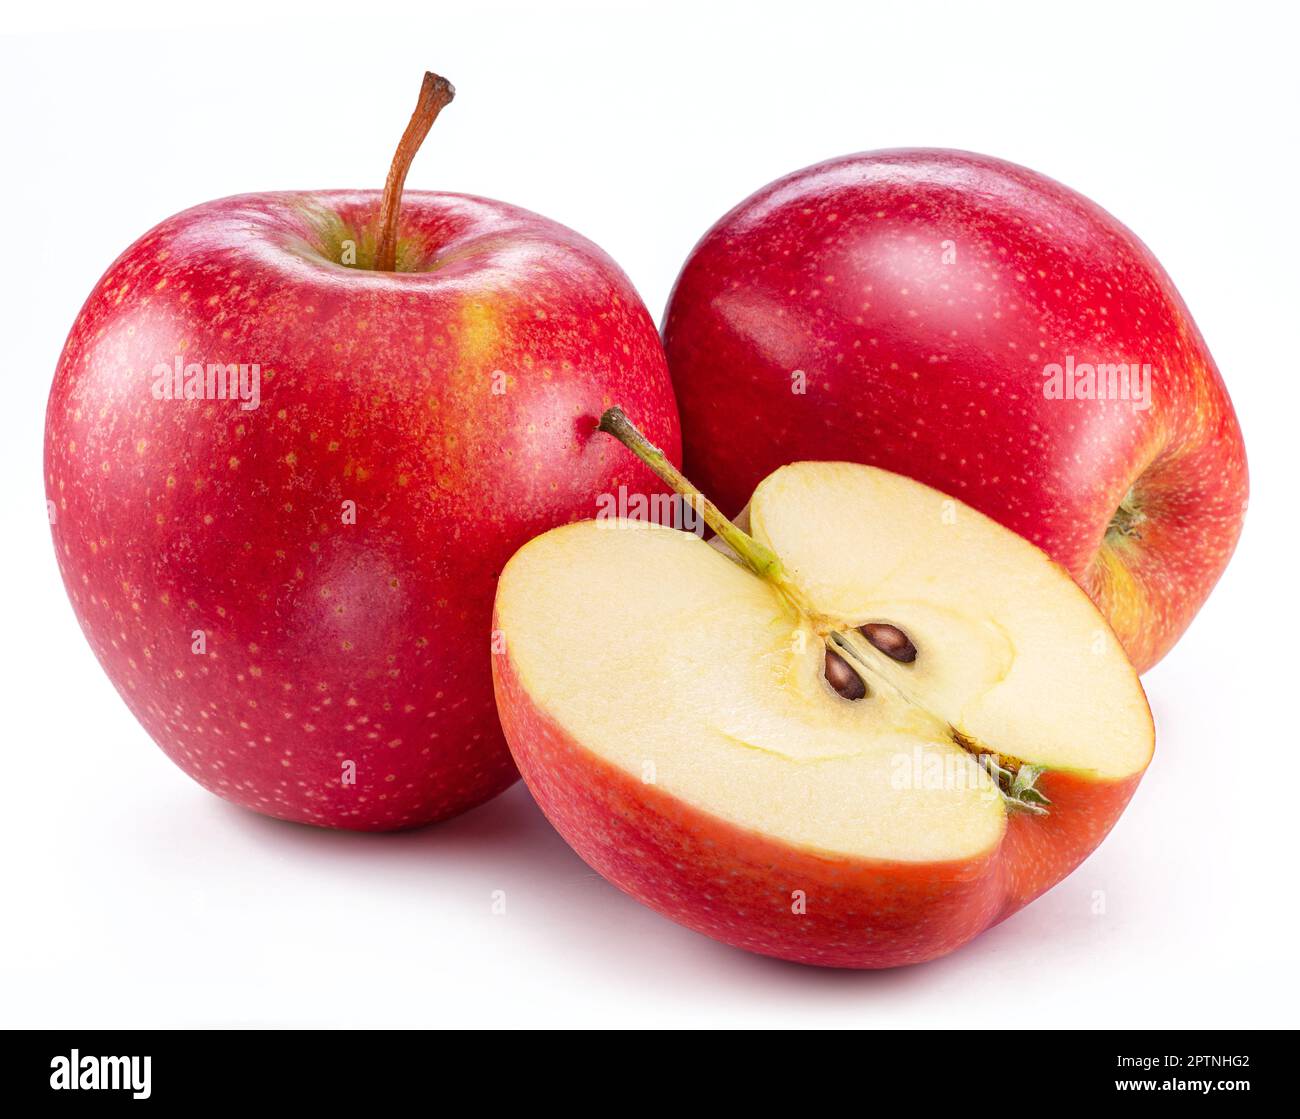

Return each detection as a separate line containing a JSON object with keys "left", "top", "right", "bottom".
{"left": 824, "top": 648, "right": 867, "bottom": 700}
{"left": 860, "top": 622, "right": 917, "bottom": 663}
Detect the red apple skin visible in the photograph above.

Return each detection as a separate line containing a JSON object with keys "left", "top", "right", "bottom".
{"left": 494, "top": 640, "right": 1144, "bottom": 968}
{"left": 663, "top": 149, "right": 1248, "bottom": 672}
{"left": 45, "top": 191, "right": 680, "bottom": 830}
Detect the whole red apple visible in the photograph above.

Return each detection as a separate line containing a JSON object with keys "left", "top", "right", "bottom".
{"left": 663, "top": 149, "right": 1247, "bottom": 671}
{"left": 44, "top": 74, "right": 680, "bottom": 829}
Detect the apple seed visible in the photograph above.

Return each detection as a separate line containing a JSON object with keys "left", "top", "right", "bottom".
{"left": 860, "top": 622, "right": 917, "bottom": 663}
{"left": 824, "top": 647, "right": 867, "bottom": 700}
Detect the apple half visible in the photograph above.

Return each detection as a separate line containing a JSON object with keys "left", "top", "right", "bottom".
{"left": 492, "top": 411, "right": 1153, "bottom": 968}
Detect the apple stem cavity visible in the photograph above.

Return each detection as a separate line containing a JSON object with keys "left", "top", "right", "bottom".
{"left": 374, "top": 71, "right": 456, "bottom": 273}
{"left": 597, "top": 407, "right": 794, "bottom": 591}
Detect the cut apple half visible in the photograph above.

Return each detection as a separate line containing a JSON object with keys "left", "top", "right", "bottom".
{"left": 492, "top": 409, "right": 1154, "bottom": 967}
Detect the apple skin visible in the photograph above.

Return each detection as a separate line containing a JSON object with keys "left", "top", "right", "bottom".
{"left": 494, "top": 641, "right": 1143, "bottom": 968}
{"left": 663, "top": 149, "right": 1248, "bottom": 672}
{"left": 45, "top": 191, "right": 680, "bottom": 830}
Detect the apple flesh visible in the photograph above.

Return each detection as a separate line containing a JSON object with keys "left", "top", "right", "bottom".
{"left": 493, "top": 452, "right": 1153, "bottom": 967}
{"left": 663, "top": 148, "right": 1248, "bottom": 672}
{"left": 45, "top": 182, "right": 679, "bottom": 828}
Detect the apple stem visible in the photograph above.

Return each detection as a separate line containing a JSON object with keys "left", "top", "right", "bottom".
{"left": 374, "top": 71, "right": 456, "bottom": 273}
{"left": 597, "top": 407, "right": 791, "bottom": 587}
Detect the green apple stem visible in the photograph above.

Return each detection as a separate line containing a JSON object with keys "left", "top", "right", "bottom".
{"left": 374, "top": 71, "right": 456, "bottom": 273}
{"left": 596, "top": 407, "right": 792, "bottom": 588}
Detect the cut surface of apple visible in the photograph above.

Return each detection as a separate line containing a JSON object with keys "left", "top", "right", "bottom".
{"left": 750, "top": 464, "right": 1152, "bottom": 785}
{"left": 494, "top": 458, "right": 1154, "bottom": 967}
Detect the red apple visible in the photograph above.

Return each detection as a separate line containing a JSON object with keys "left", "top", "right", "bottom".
{"left": 663, "top": 149, "right": 1248, "bottom": 671}
{"left": 492, "top": 411, "right": 1153, "bottom": 968}
{"left": 44, "top": 74, "right": 680, "bottom": 830}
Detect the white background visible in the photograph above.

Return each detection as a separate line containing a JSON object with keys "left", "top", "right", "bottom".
{"left": 2, "top": 1, "right": 1296, "bottom": 1028}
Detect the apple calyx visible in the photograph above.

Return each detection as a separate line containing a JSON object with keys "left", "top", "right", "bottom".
{"left": 977, "top": 753, "right": 1052, "bottom": 817}
{"left": 596, "top": 406, "right": 1054, "bottom": 816}
{"left": 373, "top": 71, "right": 456, "bottom": 273}
{"left": 1106, "top": 486, "right": 1148, "bottom": 543}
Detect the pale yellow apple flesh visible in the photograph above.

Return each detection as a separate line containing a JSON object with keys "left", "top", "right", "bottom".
{"left": 495, "top": 461, "right": 1153, "bottom": 865}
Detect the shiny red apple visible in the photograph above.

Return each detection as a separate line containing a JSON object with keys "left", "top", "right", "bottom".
{"left": 44, "top": 74, "right": 680, "bottom": 829}
{"left": 663, "top": 149, "right": 1247, "bottom": 671}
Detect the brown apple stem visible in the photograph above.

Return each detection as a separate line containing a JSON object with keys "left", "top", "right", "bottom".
{"left": 597, "top": 407, "right": 791, "bottom": 588}
{"left": 373, "top": 71, "right": 456, "bottom": 273}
